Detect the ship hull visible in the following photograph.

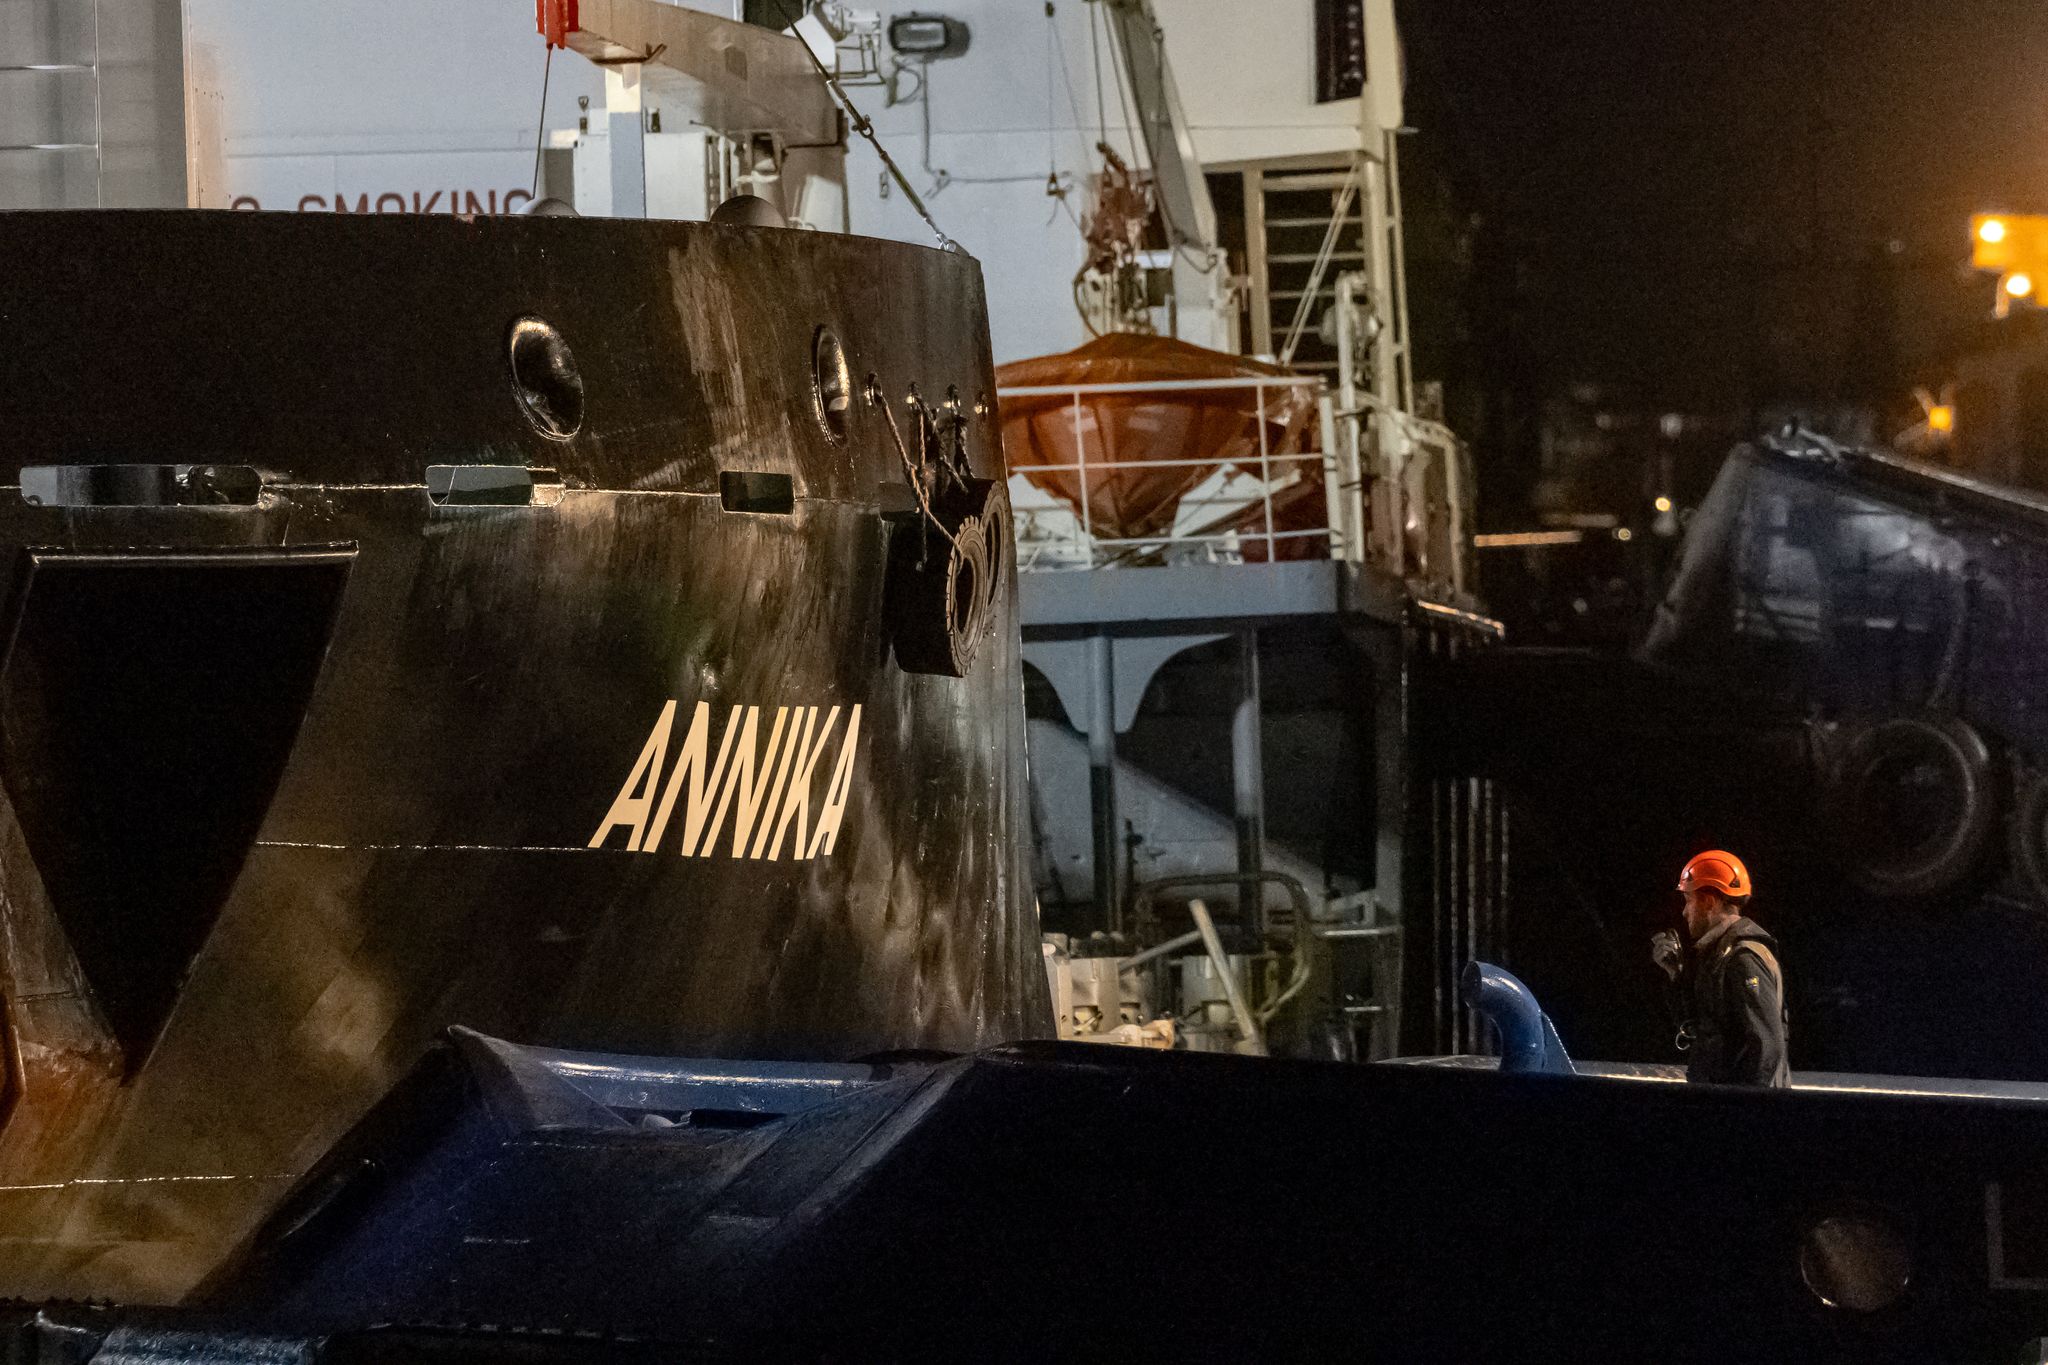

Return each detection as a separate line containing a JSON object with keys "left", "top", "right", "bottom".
{"left": 0, "top": 210, "right": 1048, "bottom": 1302}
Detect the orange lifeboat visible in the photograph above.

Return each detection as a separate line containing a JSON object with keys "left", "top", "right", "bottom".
{"left": 995, "top": 334, "right": 1319, "bottom": 548}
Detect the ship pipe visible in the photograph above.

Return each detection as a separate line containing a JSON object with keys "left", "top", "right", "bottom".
{"left": 1460, "top": 960, "right": 1576, "bottom": 1076}
{"left": 1118, "top": 929, "right": 1204, "bottom": 974}
{"left": 1190, "top": 899, "right": 1266, "bottom": 1057}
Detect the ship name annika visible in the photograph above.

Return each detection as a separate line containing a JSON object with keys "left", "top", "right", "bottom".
{"left": 589, "top": 702, "right": 863, "bottom": 861}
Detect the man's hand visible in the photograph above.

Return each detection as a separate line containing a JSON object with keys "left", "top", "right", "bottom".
{"left": 1651, "top": 930, "right": 1684, "bottom": 982}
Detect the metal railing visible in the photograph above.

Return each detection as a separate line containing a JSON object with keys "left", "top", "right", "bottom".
{"left": 999, "top": 374, "right": 1337, "bottom": 572}
{"left": 998, "top": 364, "right": 1475, "bottom": 600}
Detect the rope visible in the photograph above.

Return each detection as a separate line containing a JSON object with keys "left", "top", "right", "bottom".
{"left": 1048, "top": 4, "right": 1096, "bottom": 166}
{"left": 872, "top": 384, "right": 962, "bottom": 553}
{"left": 530, "top": 43, "right": 554, "bottom": 199}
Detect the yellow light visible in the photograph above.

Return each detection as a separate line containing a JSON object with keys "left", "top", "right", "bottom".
{"left": 1653, "top": 496, "right": 1673, "bottom": 513}
{"left": 1614, "top": 527, "right": 1634, "bottom": 542}
{"left": 1473, "top": 530, "right": 1584, "bottom": 549}
{"left": 1971, "top": 214, "right": 2038, "bottom": 273}
{"left": 1928, "top": 405, "right": 1955, "bottom": 434}
{"left": 2008, "top": 272, "right": 2035, "bottom": 298}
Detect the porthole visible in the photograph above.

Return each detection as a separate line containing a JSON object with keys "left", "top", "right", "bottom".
{"left": 813, "top": 327, "right": 852, "bottom": 442}
{"left": 507, "top": 316, "right": 585, "bottom": 441}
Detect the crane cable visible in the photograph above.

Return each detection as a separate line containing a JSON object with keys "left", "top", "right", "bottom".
{"left": 1094, "top": 4, "right": 1219, "bottom": 275}
{"left": 771, "top": 0, "right": 962, "bottom": 253}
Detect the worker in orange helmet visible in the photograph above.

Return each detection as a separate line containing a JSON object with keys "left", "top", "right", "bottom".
{"left": 1650, "top": 850, "right": 1789, "bottom": 1087}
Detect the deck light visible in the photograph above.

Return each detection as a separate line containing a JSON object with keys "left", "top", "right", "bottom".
{"left": 889, "top": 14, "right": 970, "bottom": 59}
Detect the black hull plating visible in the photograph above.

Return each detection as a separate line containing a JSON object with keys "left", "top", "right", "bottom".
{"left": 0, "top": 211, "right": 1047, "bottom": 1302}
{"left": 35, "top": 1032, "right": 2048, "bottom": 1363}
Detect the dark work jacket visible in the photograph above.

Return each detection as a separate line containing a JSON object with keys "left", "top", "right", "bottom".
{"left": 1684, "top": 916, "right": 1790, "bottom": 1088}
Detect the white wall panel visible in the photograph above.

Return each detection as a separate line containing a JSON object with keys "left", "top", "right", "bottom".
{"left": 186, "top": 0, "right": 600, "bottom": 211}
{"left": 1154, "top": 0, "right": 1362, "bottom": 166}
{"left": 173, "top": 0, "right": 1351, "bottom": 357}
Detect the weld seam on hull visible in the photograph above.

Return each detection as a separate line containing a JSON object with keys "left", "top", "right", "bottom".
{"left": 253, "top": 841, "right": 591, "bottom": 853}
{"left": 0, "top": 1174, "right": 295, "bottom": 1192}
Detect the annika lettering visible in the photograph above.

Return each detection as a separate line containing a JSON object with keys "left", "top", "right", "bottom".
{"left": 589, "top": 702, "right": 863, "bottom": 861}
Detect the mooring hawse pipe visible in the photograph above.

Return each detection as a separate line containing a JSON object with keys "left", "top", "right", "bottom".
{"left": 1460, "top": 960, "right": 1576, "bottom": 1076}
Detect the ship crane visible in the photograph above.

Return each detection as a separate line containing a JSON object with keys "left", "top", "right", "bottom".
{"left": 536, "top": 0, "right": 847, "bottom": 225}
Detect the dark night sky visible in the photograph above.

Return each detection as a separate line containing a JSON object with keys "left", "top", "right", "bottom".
{"left": 1398, "top": 0, "right": 2048, "bottom": 413}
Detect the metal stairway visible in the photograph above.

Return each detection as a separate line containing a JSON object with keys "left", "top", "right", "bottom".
{"left": 1248, "top": 161, "right": 1363, "bottom": 373}
{"left": 1241, "top": 146, "right": 1414, "bottom": 412}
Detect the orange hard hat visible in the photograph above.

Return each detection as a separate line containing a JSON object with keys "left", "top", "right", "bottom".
{"left": 1678, "top": 849, "right": 1751, "bottom": 900}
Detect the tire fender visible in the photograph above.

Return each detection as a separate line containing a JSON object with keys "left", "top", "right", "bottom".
{"left": 1821, "top": 714, "right": 1999, "bottom": 900}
